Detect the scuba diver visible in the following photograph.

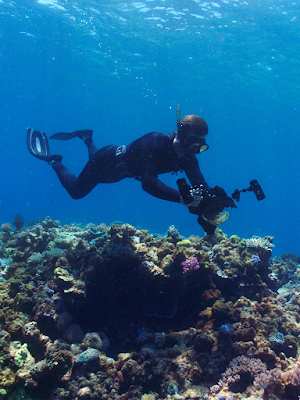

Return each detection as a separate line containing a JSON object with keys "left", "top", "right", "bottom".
{"left": 27, "top": 109, "right": 237, "bottom": 235}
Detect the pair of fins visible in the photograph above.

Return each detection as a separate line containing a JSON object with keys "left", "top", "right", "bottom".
{"left": 26, "top": 128, "right": 92, "bottom": 161}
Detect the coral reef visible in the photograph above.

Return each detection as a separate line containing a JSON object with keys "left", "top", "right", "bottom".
{"left": 0, "top": 216, "right": 298, "bottom": 399}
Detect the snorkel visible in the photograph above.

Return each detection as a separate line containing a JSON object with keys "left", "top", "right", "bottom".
{"left": 176, "top": 104, "right": 181, "bottom": 126}
{"left": 175, "top": 104, "right": 187, "bottom": 150}
{"left": 173, "top": 105, "right": 185, "bottom": 157}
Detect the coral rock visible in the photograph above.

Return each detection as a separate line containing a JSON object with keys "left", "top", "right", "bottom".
{"left": 62, "top": 323, "right": 84, "bottom": 344}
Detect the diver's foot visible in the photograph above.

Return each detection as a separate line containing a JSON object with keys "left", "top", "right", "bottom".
{"left": 27, "top": 128, "right": 63, "bottom": 165}
{"left": 44, "top": 154, "right": 63, "bottom": 165}
{"left": 50, "top": 129, "right": 93, "bottom": 142}
{"left": 78, "top": 130, "right": 93, "bottom": 143}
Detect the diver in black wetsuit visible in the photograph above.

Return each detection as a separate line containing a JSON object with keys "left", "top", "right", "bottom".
{"left": 27, "top": 114, "right": 210, "bottom": 207}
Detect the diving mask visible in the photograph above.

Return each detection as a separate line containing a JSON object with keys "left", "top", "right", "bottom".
{"left": 186, "top": 133, "right": 209, "bottom": 154}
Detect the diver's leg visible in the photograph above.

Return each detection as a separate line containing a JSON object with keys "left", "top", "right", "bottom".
{"left": 84, "top": 137, "right": 98, "bottom": 160}
{"left": 51, "top": 145, "right": 124, "bottom": 199}
{"left": 51, "top": 161, "right": 98, "bottom": 199}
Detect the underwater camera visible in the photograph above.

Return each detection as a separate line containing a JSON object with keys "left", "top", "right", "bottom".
{"left": 177, "top": 178, "right": 265, "bottom": 235}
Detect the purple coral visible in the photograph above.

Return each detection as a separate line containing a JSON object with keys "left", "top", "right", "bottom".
{"left": 181, "top": 257, "right": 200, "bottom": 275}
{"left": 211, "top": 355, "right": 268, "bottom": 393}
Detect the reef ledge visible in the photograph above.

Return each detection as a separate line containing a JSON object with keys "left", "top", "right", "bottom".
{"left": 0, "top": 216, "right": 299, "bottom": 400}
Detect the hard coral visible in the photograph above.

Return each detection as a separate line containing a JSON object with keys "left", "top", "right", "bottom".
{"left": 181, "top": 257, "right": 200, "bottom": 275}
{"left": 1, "top": 223, "right": 13, "bottom": 234}
{"left": 211, "top": 355, "right": 268, "bottom": 393}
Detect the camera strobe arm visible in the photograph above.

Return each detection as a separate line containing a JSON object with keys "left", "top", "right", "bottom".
{"left": 232, "top": 179, "right": 265, "bottom": 202}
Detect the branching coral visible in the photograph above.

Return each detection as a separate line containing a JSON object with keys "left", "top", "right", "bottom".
{"left": 211, "top": 355, "right": 268, "bottom": 393}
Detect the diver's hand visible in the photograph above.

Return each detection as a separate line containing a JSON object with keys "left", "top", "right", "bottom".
{"left": 180, "top": 188, "right": 204, "bottom": 207}
{"left": 209, "top": 186, "right": 227, "bottom": 198}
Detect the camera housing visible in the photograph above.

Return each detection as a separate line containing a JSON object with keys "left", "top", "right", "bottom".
{"left": 177, "top": 178, "right": 265, "bottom": 235}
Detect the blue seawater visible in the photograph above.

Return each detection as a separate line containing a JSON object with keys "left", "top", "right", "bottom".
{"left": 0, "top": 0, "right": 299, "bottom": 256}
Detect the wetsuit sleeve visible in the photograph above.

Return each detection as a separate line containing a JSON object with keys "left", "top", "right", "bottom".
{"left": 141, "top": 175, "right": 181, "bottom": 203}
{"left": 182, "top": 156, "right": 209, "bottom": 188}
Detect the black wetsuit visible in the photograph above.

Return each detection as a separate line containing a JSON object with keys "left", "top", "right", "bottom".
{"left": 52, "top": 132, "right": 208, "bottom": 201}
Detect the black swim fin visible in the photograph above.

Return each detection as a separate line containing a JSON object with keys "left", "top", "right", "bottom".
{"left": 50, "top": 129, "right": 93, "bottom": 141}
{"left": 27, "top": 128, "right": 62, "bottom": 163}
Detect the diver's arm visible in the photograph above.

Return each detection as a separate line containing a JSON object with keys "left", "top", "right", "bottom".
{"left": 141, "top": 175, "right": 181, "bottom": 202}
{"left": 183, "top": 156, "right": 209, "bottom": 188}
